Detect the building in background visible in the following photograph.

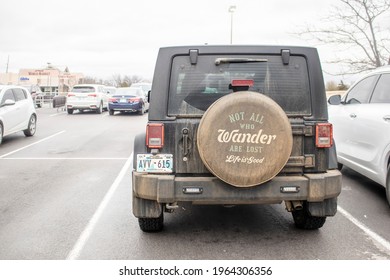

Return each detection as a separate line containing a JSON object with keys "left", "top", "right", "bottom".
{"left": 0, "top": 63, "right": 84, "bottom": 96}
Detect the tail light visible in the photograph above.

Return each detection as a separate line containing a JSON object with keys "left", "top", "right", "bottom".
{"left": 146, "top": 123, "right": 164, "bottom": 149}
{"left": 109, "top": 97, "right": 117, "bottom": 102}
{"left": 88, "top": 93, "right": 97, "bottom": 97}
{"left": 128, "top": 97, "right": 141, "bottom": 103}
{"left": 316, "top": 123, "right": 333, "bottom": 148}
{"left": 231, "top": 79, "right": 254, "bottom": 87}
{"left": 67, "top": 93, "right": 75, "bottom": 97}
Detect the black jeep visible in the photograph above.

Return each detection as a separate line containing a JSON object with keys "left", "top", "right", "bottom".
{"left": 132, "top": 45, "right": 342, "bottom": 232}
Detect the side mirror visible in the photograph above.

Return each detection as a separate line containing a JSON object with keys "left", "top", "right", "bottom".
{"left": 147, "top": 90, "right": 151, "bottom": 103}
{"left": 328, "top": 94, "right": 341, "bottom": 105}
{"left": 0, "top": 99, "right": 16, "bottom": 107}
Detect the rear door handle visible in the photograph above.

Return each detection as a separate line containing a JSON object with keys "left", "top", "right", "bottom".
{"left": 349, "top": 113, "right": 357, "bottom": 119}
{"left": 384, "top": 115, "right": 390, "bottom": 122}
{"left": 182, "top": 128, "right": 191, "bottom": 157}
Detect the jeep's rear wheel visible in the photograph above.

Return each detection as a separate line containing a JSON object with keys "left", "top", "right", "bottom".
{"left": 292, "top": 203, "right": 326, "bottom": 230}
{"left": 197, "top": 91, "right": 293, "bottom": 187}
{"left": 138, "top": 213, "right": 164, "bottom": 232}
{"left": 386, "top": 165, "right": 390, "bottom": 207}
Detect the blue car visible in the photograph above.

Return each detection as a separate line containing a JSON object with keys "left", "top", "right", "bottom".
{"left": 108, "top": 87, "right": 149, "bottom": 115}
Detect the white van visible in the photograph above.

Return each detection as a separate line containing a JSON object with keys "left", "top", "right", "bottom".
{"left": 66, "top": 84, "right": 108, "bottom": 114}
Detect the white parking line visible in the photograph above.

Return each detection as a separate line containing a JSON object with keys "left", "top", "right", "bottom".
{"left": 0, "top": 130, "right": 66, "bottom": 159}
{"left": 66, "top": 153, "right": 133, "bottom": 260}
{"left": 338, "top": 206, "right": 390, "bottom": 253}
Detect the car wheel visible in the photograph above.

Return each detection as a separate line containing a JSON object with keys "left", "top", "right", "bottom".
{"left": 292, "top": 202, "right": 326, "bottom": 230}
{"left": 138, "top": 105, "right": 145, "bottom": 115}
{"left": 23, "top": 114, "right": 37, "bottom": 137}
{"left": 386, "top": 165, "right": 390, "bottom": 207}
{"left": 138, "top": 213, "right": 164, "bottom": 232}
{"left": 0, "top": 123, "right": 3, "bottom": 145}
{"left": 109, "top": 109, "right": 114, "bottom": 115}
{"left": 197, "top": 91, "right": 292, "bottom": 187}
{"left": 67, "top": 108, "right": 74, "bottom": 114}
{"left": 96, "top": 102, "right": 103, "bottom": 114}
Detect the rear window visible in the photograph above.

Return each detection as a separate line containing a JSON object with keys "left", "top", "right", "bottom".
{"left": 168, "top": 54, "right": 311, "bottom": 116}
{"left": 72, "top": 86, "right": 96, "bottom": 93}
{"left": 115, "top": 88, "right": 143, "bottom": 97}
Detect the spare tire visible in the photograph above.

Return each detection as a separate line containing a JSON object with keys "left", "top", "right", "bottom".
{"left": 197, "top": 91, "right": 292, "bottom": 187}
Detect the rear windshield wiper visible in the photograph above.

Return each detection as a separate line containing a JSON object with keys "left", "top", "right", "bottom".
{"left": 215, "top": 58, "right": 268, "bottom": 65}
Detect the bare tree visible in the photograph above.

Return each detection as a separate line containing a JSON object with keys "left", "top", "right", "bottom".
{"left": 299, "top": 0, "right": 390, "bottom": 74}
{"left": 111, "top": 74, "right": 145, "bottom": 87}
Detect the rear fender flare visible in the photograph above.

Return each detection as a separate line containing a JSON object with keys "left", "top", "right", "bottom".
{"left": 133, "top": 132, "right": 147, "bottom": 168}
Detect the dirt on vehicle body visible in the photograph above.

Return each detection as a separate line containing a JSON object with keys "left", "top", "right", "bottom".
{"left": 132, "top": 45, "right": 342, "bottom": 232}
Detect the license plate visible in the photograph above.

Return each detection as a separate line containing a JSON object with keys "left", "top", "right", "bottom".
{"left": 120, "top": 98, "right": 127, "bottom": 103}
{"left": 136, "top": 154, "right": 173, "bottom": 173}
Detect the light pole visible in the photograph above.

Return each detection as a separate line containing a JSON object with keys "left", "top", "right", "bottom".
{"left": 228, "top": 5, "right": 236, "bottom": 44}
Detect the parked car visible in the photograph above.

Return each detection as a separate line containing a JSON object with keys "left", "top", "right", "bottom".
{"left": 328, "top": 65, "right": 390, "bottom": 206}
{"left": 66, "top": 84, "right": 109, "bottom": 114}
{"left": 0, "top": 85, "right": 37, "bottom": 144}
{"left": 21, "top": 84, "right": 44, "bottom": 107}
{"left": 132, "top": 45, "right": 342, "bottom": 232}
{"left": 104, "top": 86, "right": 117, "bottom": 96}
{"left": 108, "top": 87, "right": 149, "bottom": 115}
{"left": 130, "top": 82, "right": 151, "bottom": 96}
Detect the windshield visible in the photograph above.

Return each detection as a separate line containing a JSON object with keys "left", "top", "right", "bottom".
{"left": 72, "top": 86, "right": 95, "bottom": 93}
{"left": 168, "top": 54, "right": 311, "bottom": 116}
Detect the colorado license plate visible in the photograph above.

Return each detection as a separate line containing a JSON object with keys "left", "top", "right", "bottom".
{"left": 136, "top": 154, "right": 173, "bottom": 173}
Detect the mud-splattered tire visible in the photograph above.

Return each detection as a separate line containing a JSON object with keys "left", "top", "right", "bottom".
{"left": 138, "top": 213, "right": 164, "bottom": 232}
{"left": 292, "top": 204, "right": 326, "bottom": 230}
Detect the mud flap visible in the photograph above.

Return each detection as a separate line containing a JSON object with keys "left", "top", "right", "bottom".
{"left": 133, "top": 194, "right": 163, "bottom": 218}
{"left": 308, "top": 197, "right": 338, "bottom": 217}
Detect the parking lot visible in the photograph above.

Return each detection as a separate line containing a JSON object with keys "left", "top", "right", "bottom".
{"left": 0, "top": 106, "right": 390, "bottom": 260}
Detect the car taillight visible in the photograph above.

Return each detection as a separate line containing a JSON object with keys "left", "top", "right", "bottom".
{"left": 88, "top": 93, "right": 97, "bottom": 97}
{"left": 146, "top": 123, "right": 164, "bottom": 149}
{"left": 67, "top": 93, "right": 75, "bottom": 97}
{"left": 109, "top": 97, "right": 117, "bottom": 102}
{"left": 231, "top": 79, "right": 254, "bottom": 87}
{"left": 128, "top": 97, "right": 141, "bottom": 103}
{"left": 316, "top": 123, "right": 333, "bottom": 148}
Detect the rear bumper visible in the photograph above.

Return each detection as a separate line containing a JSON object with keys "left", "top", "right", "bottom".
{"left": 109, "top": 103, "right": 141, "bottom": 111}
{"left": 67, "top": 100, "right": 101, "bottom": 109}
{"left": 132, "top": 169, "right": 342, "bottom": 205}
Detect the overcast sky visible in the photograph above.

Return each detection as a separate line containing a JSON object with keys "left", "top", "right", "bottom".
{"left": 0, "top": 0, "right": 360, "bottom": 83}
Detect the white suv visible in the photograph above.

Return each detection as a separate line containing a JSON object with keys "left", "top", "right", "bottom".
{"left": 66, "top": 84, "right": 108, "bottom": 114}
{"left": 328, "top": 65, "right": 390, "bottom": 206}
{"left": 0, "top": 85, "right": 37, "bottom": 144}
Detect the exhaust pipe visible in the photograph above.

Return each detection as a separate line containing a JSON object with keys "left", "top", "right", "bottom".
{"left": 292, "top": 201, "right": 303, "bottom": 211}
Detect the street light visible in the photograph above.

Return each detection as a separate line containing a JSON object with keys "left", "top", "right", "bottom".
{"left": 228, "top": 5, "right": 236, "bottom": 44}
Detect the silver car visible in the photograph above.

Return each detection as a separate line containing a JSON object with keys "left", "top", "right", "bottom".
{"left": 328, "top": 65, "right": 390, "bottom": 206}
{"left": 0, "top": 85, "right": 37, "bottom": 144}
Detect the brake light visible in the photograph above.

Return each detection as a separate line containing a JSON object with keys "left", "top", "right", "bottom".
{"left": 67, "top": 93, "right": 75, "bottom": 97}
{"left": 128, "top": 97, "right": 141, "bottom": 103}
{"left": 109, "top": 97, "right": 117, "bottom": 102}
{"left": 146, "top": 123, "right": 164, "bottom": 149}
{"left": 316, "top": 123, "right": 333, "bottom": 148}
{"left": 88, "top": 93, "right": 97, "bottom": 97}
{"left": 231, "top": 79, "right": 254, "bottom": 87}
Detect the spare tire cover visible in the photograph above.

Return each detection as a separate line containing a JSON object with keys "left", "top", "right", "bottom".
{"left": 197, "top": 91, "right": 292, "bottom": 187}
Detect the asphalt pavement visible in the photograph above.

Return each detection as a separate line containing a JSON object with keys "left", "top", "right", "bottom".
{"left": 0, "top": 106, "right": 390, "bottom": 260}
